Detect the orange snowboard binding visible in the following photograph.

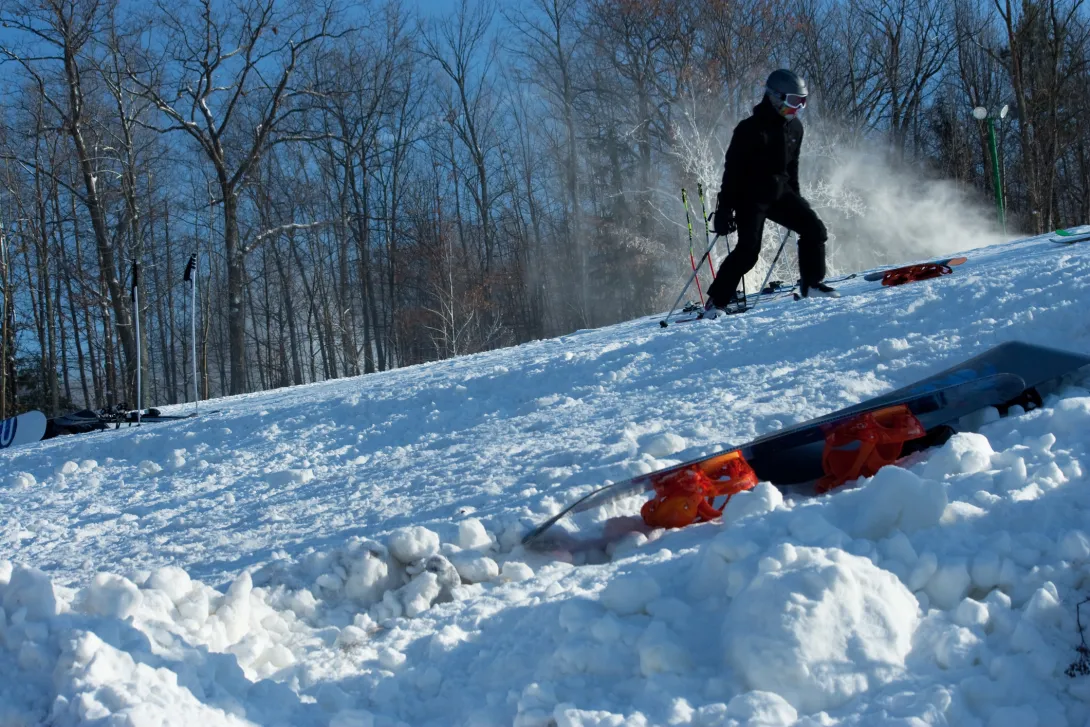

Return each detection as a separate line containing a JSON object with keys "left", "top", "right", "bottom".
{"left": 641, "top": 450, "right": 758, "bottom": 529}
{"left": 881, "top": 262, "right": 954, "bottom": 286}
{"left": 816, "top": 405, "right": 926, "bottom": 493}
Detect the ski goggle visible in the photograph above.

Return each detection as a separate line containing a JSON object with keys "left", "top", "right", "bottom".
{"left": 782, "top": 93, "right": 808, "bottom": 109}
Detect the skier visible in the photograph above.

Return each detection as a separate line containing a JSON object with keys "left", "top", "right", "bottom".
{"left": 704, "top": 69, "right": 837, "bottom": 318}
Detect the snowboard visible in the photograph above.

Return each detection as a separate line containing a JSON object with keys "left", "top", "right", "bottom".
{"left": 1050, "top": 226, "right": 1090, "bottom": 244}
{"left": 863, "top": 256, "right": 968, "bottom": 282}
{"left": 523, "top": 372, "right": 1025, "bottom": 548}
{"left": 0, "top": 410, "right": 48, "bottom": 450}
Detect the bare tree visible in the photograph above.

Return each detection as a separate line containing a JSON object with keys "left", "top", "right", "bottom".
{"left": 124, "top": 0, "right": 341, "bottom": 394}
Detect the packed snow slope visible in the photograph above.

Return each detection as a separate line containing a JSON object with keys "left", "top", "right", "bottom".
{"left": 3, "top": 229, "right": 1090, "bottom": 727}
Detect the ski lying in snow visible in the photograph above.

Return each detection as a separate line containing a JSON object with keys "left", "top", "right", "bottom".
{"left": 1050, "top": 226, "right": 1090, "bottom": 244}
{"left": 522, "top": 373, "right": 1024, "bottom": 548}
{"left": 0, "top": 410, "right": 48, "bottom": 450}
{"left": 863, "top": 256, "right": 968, "bottom": 282}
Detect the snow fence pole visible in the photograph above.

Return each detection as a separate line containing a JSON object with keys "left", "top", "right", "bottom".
{"left": 131, "top": 260, "right": 141, "bottom": 426}
{"left": 184, "top": 253, "right": 198, "bottom": 415}
{"left": 660, "top": 232, "right": 721, "bottom": 328}
{"left": 696, "top": 182, "right": 719, "bottom": 280}
{"left": 680, "top": 188, "right": 705, "bottom": 306}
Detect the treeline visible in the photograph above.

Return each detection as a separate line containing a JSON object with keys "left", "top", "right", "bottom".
{"left": 0, "top": 0, "right": 1087, "bottom": 416}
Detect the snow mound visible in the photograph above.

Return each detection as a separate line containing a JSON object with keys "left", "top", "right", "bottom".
{"left": 722, "top": 546, "right": 919, "bottom": 713}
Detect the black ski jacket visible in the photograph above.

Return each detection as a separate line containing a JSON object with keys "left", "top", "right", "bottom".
{"left": 718, "top": 97, "right": 804, "bottom": 209}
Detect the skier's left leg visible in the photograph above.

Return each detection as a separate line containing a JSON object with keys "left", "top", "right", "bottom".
{"left": 767, "top": 191, "right": 828, "bottom": 287}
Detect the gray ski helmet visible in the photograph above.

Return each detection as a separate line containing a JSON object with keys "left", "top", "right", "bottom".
{"left": 766, "top": 69, "right": 808, "bottom": 97}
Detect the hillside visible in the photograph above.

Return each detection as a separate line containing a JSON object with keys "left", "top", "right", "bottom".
{"left": 2, "top": 229, "right": 1090, "bottom": 727}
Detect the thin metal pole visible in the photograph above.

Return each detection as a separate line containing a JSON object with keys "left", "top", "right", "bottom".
{"left": 191, "top": 259, "right": 198, "bottom": 415}
{"left": 696, "top": 183, "right": 718, "bottom": 279}
{"left": 133, "top": 261, "right": 141, "bottom": 425}
{"left": 660, "top": 233, "right": 721, "bottom": 328}
{"left": 757, "top": 229, "right": 794, "bottom": 298}
{"left": 987, "top": 118, "right": 1005, "bottom": 232}
{"left": 0, "top": 226, "right": 6, "bottom": 421}
{"left": 681, "top": 188, "right": 705, "bottom": 305}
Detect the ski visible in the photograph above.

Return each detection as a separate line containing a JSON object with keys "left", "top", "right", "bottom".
{"left": 0, "top": 410, "right": 48, "bottom": 450}
{"left": 863, "top": 256, "right": 968, "bottom": 282}
{"left": 1051, "top": 226, "right": 1090, "bottom": 244}
{"left": 523, "top": 372, "right": 1024, "bottom": 549}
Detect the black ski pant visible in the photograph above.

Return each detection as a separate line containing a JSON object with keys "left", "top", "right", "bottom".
{"left": 706, "top": 191, "right": 827, "bottom": 305}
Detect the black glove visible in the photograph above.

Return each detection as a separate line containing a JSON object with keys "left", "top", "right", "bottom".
{"left": 712, "top": 201, "right": 737, "bottom": 236}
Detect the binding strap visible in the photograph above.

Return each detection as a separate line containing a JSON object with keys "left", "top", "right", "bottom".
{"left": 881, "top": 263, "right": 953, "bottom": 287}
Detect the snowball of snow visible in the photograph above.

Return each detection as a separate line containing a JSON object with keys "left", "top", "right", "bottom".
{"left": 725, "top": 690, "right": 798, "bottom": 726}
{"left": 56, "top": 460, "right": 80, "bottom": 475}
{"left": 456, "top": 518, "right": 493, "bottom": 551}
{"left": 401, "top": 572, "right": 441, "bottom": 617}
{"left": 501, "top": 561, "right": 534, "bottom": 583}
{"left": 378, "top": 647, "right": 406, "bottom": 670}
{"left": 176, "top": 585, "right": 211, "bottom": 625}
{"left": 214, "top": 571, "right": 253, "bottom": 644}
{"left": 387, "top": 526, "right": 440, "bottom": 564}
{"left": 138, "top": 460, "right": 163, "bottom": 476}
{"left": 1023, "top": 585, "right": 1062, "bottom": 628}
{"left": 953, "top": 598, "right": 989, "bottom": 628}
{"left": 924, "top": 559, "right": 972, "bottom": 610}
{"left": 641, "top": 432, "right": 687, "bottom": 458}
{"left": 970, "top": 550, "right": 1002, "bottom": 591}
{"left": 722, "top": 546, "right": 919, "bottom": 714}
{"left": 877, "top": 337, "right": 911, "bottom": 360}
{"left": 450, "top": 551, "right": 498, "bottom": 584}
{"left": 1058, "top": 530, "right": 1090, "bottom": 562}
{"left": 6, "top": 471, "right": 35, "bottom": 488}
{"left": 637, "top": 620, "right": 690, "bottom": 675}
{"left": 79, "top": 460, "right": 98, "bottom": 472}
{"left": 599, "top": 572, "right": 661, "bottom": 615}
{"left": 86, "top": 573, "right": 142, "bottom": 619}
{"left": 922, "top": 433, "right": 994, "bottom": 479}
{"left": 169, "top": 450, "right": 187, "bottom": 468}
{"left": 1052, "top": 397, "right": 1090, "bottom": 434}
{"left": 845, "top": 466, "right": 947, "bottom": 540}
{"left": 343, "top": 549, "right": 393, "bottom": 604}
{"left": 723, "top": 482, "right": 784, "bottom": 525}
{"left": 2, "top": 565, "right": 59, "bottom": 619}
{"left": 147, "top": 565, "right": 193, "bottom": 605}
{"left": 330, "top": 709, "right": 376, "bottom": 727}
{"left": 335, "top": 625, "right": 370, "bottom": 650}
{"left": 552, "top": 704, "right": 628, "bottom": 727}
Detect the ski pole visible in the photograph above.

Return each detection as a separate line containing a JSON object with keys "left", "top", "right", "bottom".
{"left": 680, "top": 188, "right": 704, "bottom": 306}
{"left": 696, "top": 183, "right": 718, "bottom": 280}
{"left": 661, "top": 232, "right": 721, "bottom": 328}
{"left": 757, "top": 229, "right": 794, "bottom": 299}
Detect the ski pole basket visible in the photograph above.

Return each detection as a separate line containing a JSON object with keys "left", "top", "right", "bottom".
{"left": 815, "top": 405, "right": 926, "bottom": 493}
{"left": 881, "top": 262, "right": 953, "bottom": 287}
{"left": 641, "top": 450, "right": 758, "bottom": 529}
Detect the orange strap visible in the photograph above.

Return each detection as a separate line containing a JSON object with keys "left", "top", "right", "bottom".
{"left": 641, "top": 451, "right": 758, "bottom": 529}
{"left": 881, "top": 263, "right": 953, "bottom": 287}
{"left": 816, "top": 405, "right": 926, "bottom": 493}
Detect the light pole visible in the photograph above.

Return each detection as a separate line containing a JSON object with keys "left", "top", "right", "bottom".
{"left": 973, "top": 104, "right": 1009, "bottom": 233}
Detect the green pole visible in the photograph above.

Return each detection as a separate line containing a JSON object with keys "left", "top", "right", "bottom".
{"left": 987, "top": 118, "right": 1005, "bottom": 232}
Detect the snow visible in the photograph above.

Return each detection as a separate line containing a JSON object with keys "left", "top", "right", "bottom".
{"left": 1, "top": 230, "right": 1090, "bottom": 725}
